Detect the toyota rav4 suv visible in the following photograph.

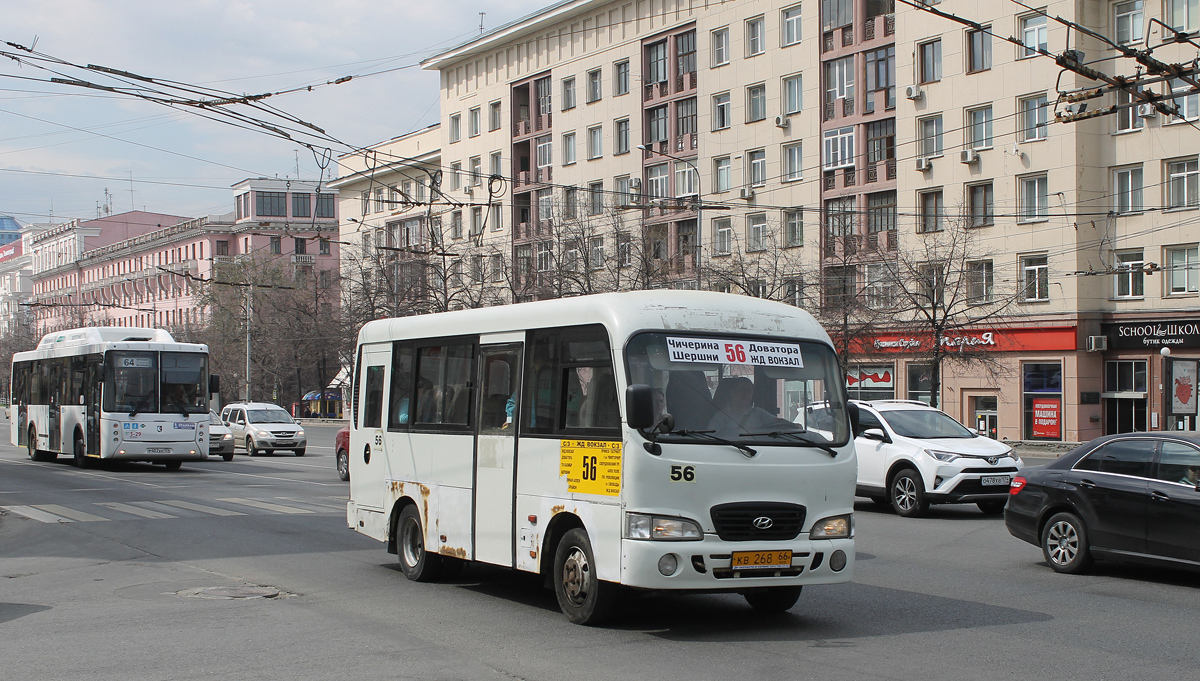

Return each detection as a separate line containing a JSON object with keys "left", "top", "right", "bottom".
{"left": 851, "top": 400, "right": 1022, "bottom": 517}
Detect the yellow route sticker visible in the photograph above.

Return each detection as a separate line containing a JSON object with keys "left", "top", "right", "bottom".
{"left": 560, "top": 440, "right": 622, "bottom": 496}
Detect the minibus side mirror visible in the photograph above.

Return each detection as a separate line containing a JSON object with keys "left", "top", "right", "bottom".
{"left": 847, "top": 401, "right": 861, "bottom": 435}
{"left": 97, "top": 365, "right": 107, "bottom": 382}
{"left": 209, "top": 375, "right": 220, "bottom": 394}
{"left": 625, "top": 384, "right": 656, "bottom": 431}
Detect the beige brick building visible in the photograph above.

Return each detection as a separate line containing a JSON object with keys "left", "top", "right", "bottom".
{"left": 335, "top": 0, "right": 1200, "bottom": 442}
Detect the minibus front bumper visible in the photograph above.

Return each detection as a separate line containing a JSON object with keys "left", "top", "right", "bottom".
{"left": 619, "top": 535, "right": 854, "bottom": 590}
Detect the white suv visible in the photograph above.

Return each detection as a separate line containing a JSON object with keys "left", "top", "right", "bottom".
{"left": 220, "top": 403, "right": 306, "bottom": 456}
{"left": 852, "top": 400, "right": 1021, "bottom": 517}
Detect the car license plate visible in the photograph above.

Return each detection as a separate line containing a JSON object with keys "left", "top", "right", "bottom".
{"left": 981, "top": 475, "right": 1011, "bottom": 486}
{"left": 147, "top": 447, "right": 171, "bottom": 454}
{"left": 730, "top": 550, "right": 792, "bottom": 570}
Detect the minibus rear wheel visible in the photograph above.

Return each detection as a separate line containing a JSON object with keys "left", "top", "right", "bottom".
{"left": 397, "top": 505, "right": 442, "bottom": 582}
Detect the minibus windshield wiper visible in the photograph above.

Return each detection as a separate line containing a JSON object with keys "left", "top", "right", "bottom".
{"left": 670, "top": 429, "right": 757, "bottom": 458}
{"left": 741, "top": 431, "right": 839, "bottom": 457}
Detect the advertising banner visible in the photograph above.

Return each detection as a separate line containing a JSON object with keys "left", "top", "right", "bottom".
{"left": 1031, "top": 397, "right": 1061, "bottom": 439}
{"left": 1170, "top": 359, "right": 1198, "bottom": 416}
{"left": 853, "top": 326, "right": 1077, "bottom": 354}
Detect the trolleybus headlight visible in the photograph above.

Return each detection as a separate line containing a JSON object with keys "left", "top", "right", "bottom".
{"left": 810, "top": 514, "right": 853, "bottom": 539}
{"left": 625, "top": 513, "right": 702, "bottom": 541}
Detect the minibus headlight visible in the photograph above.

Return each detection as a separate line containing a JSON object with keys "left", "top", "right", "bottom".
{"left": 810, "top": 514, "right": 853, "bottom": 539}
{"left": 625, "top": 513, "right": 702, "bottom": 541}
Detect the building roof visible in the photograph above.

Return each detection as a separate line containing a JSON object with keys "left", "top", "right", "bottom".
{"left": 0, "top": 216, "right": 21, "bottom": 232}
{"left": 420, "top": 0, "right": 601, "bottom": 70}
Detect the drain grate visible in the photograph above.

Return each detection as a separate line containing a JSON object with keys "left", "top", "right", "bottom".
{"left": 178, "top": 586, "right": 282, "bottom": 600}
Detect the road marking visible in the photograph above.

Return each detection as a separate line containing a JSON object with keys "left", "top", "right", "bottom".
{"left": 2, "top": 505, "right": 72, "bottom": 523}
{"left": 217, "top": 497, "right": 313, "bottom": 514}
{"left": 33, "top": 504, "right": 108, "bottom": 522}
{"left": 156, "top": 499, "right": 245, "bottom": 516}
{"left": 275, "top": 496, "right": 344, "bottom": 511}
{"left": 95, "top": 502, "right": 176, "bottom": 519}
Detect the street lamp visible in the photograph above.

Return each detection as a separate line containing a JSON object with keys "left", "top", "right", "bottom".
{"left": 637, "top": 144, "right": 702, "bottom": 289}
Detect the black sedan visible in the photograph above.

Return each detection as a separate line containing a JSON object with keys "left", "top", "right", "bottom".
{"left": 1006, "top": 432, "right": 1200, "bottom": 574}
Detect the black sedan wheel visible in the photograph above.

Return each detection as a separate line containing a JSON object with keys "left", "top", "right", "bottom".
{"left": 1041, "top": 512, "right": 1093, "bottom": 574}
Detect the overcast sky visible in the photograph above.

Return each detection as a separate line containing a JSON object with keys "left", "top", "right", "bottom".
{"left": 0, "top": 0, "right": 534, "bottom": 225}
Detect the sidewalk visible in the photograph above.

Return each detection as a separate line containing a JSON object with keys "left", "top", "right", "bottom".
{"left": 1009, "top": 440, "right": 1081, "bottom": 466}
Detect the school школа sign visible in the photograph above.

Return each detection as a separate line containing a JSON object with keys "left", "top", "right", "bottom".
{"left": 1103, "top": 321, "right": 1200, "bottom": 350}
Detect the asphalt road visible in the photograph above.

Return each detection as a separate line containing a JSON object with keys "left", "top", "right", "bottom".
{"left": 2, "top": 422, "right": 1198, "bottom": 681}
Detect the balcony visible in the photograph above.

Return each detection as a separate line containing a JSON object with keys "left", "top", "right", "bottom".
{"left": 674, "top": 133, "right": 698, "bottom": 153}
{"left": 643, "top": 80, "right": 671, "bottom": 103}
{"left": 864, "top": 160, "right": 897, "bottom": 183}
{"left": 674, "top": 71, "right": 697, "bottom": 94}
{"left": 512, "top": 113, "right": 551, "bottom": 138}
{"left": 291, "top": 254, "right": 316, "bottom": 265}
{"left": 863, "top": 14, "right": 895, "bottom": 42}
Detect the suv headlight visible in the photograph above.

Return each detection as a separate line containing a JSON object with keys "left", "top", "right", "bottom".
{"left": 925, "top": 449, "right": 961, "bottom": 463}
{"left": 625, "top": 513, "right": 703, "bottom": 541}
{"left": 810, "top": 514, "right": 853, "bottom": 539}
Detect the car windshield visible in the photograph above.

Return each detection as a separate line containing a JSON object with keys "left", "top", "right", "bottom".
{"left": 881, "top": 409, "right": 976, "bottom": 439}
{"left": 247, "top": 409, "right": 294, "bottom": 424}
{"left": 625, "top": 332, "right": 850, "bottom": 446}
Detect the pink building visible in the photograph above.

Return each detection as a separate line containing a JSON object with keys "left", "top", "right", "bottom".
{"left": 28, "top": 180, "right": 339, "bottom": 331}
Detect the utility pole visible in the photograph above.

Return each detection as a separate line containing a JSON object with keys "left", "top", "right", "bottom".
{"left": 244, "top": 280, "right": 252, "bottom": 402}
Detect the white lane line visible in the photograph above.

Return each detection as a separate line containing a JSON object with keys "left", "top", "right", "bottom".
{"left": 0, "top": 457, "right": 168, "bottom": 488}
{"left": 275, "top": 496, "right": 345, "bottom": 511}
{"left": 95, "top": 502, "right": 176, "bottom": 519}
{"left": 2, "top": 505, "right": 72, "bottom": 523}
{"left": 181, "top": 467, "right": 340, "bottom": 486}
{"left": 156, "top": 499, "right": 246, "bottom": 516}
{"left": 217, "top": 498, "right": 313, "bottom": 514}
{"left": 33, "top": 504, "right": 108, "bottom": 522}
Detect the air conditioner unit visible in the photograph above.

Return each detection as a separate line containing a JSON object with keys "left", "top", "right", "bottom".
{"left": 629, "top": 177, "right": 642, "bottom": 189}
{"left": 739, "top": 187, "right": 755, "bottom": 200}
{"left": 1086, "top": 335, "right": 1108, "bottom": 352}
{"left": 905, "top": 85, "right": 924, "bottom": 101}
{"left": 960, "top": 149, "right": 980, "bottom": 164}
{"left": 1136, "top": 103, "right": 1157, "bottom": 119}
{"left": 774, "top": 115, "right": 790, "bottom": 128}
{"left": 916, "top": 158, "right": 931, "bottom": 171}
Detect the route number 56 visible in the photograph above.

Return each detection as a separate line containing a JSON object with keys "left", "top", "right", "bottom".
{"left": 724, "top": 343, "right": 747, "bottom": 363}
{"left": 670, "top": 465, "right": 695, "bottom": 482}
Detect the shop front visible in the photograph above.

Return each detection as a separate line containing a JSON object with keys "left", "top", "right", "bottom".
{"left": 1102, "top": 320, "right": 1200, "bottom": 433}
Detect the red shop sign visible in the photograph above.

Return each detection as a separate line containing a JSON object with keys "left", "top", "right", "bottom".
{"left": 1031, "top": 397, "right": 1061, "bottom": 438}
{"left": 852, "top": 326, "right": 1077, "bottom": 354}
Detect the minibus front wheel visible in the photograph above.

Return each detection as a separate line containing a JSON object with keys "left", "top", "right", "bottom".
{"left": 553, "top": 528, "right": 616, "bottom": 625}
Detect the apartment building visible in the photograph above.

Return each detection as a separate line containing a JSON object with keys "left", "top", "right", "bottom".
{"left": 336, "top": 0, "right": 1197, "bottom": 441}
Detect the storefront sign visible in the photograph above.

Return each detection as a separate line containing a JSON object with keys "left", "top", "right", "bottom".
{"left": 1031, "top": 397, "right": 1061, "bottom": 438}
{"left": 1170, "top": 359, "right": 1198, "bottom": 416}
{"left": 855, "top": 327, "right": 1076, "bottom": 354}
{"left": 0, "top": 241, "right": 21, "bottom": 262}
{"left": 1104, "top": 321, "right": 1200, "bottom": 349}
{"left": 847, "top": 365, "right": 893, "bottom": 388}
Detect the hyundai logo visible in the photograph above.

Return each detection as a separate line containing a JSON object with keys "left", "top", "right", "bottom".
{"left": 752, "top": 516, "right": 774, "bottom": 530}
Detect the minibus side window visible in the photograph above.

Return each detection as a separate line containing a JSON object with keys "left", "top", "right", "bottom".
{"left": 387, "top": 345, "right": 414, "bottom": 430}
{"left": 362, "top": 366, "right": 386, "bottom": 429}
{"left": 523, "top": 324, "right": 619, "bottom": 436}
{"left": 415, "top": 343, "right": 474, "bottom": 427}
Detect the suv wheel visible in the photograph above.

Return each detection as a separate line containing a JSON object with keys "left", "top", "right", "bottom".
{"left": 890, "top": 469, "right": 929, "bottom": 518}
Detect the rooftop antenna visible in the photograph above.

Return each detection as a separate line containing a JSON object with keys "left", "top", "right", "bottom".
{"left": 479, "top": 12, "right": 486, "bottom": 34}
{"left": 128, "top": 171, "right": 135, "bottom": 211}
{"left": 294, "top": 150, "right": 300, "bottom": 179}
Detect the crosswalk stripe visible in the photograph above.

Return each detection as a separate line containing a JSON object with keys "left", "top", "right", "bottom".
{"left": 217, "top": 498, "right": 313, "bottom": 514}
{"left": 156, "top": 500, "right": 245, "bottom": 516}
{"left": 95, "top": 502, "right": 176, "bottom": 519}
{"left": 276, "top": 497, "right": 344, "bottom": 512}
{"left": 2, "top": 505, "right": 72, "bottom": 523}
{"left": 33, "top": 504, "right": 108, "bottom": 522}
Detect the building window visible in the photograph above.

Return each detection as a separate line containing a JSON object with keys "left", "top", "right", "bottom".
{"left": 256, "top": 191, "right": 286, "bottom": 217}
{"left": 746, "top": 16, "right": 765, "bottom": 56}
{"left": 714, "top": 218, "right": 733, "bottom": 255}
{"left": 536, "top": 76, "right": 552, "bottom": 115}
{"left": 1022, "top": 255, "right": 1050, "bottom": 301}
{"left": 1114, "top": 166, "right": 1143, "bottom": 213}
{"left": 714, "top": 156, "right": 732, "bottom": 192}
{"left": 967, "top": 28, "right": 992, "bottom": 72}
{"left": 713, "top": 93, "right": 731, "bottom": 130}
{"left": 490, "top": 204, "right": 502, "bottom": 232}
{"left": 747, "top": 84, "right": 767, "bottom": 122}
{"left": 536, "top": 242, "right": 553, "bottom": 272}
{"left": 866, "top": 191, "right": 897, "bottom": 233}
{"left": 783, "top": 74, "right": 803, "bottom": 114}
{"left": 647, "top": 164, "right": 669, "bottom": 199}
{"left": 270, "top": 236, "right": 282, "bottom": 254}
{"left": 588, "top": 181, "right": 604, "bottom": 215}
{"left": 677, "top": 29, "right": 697, "bottom": 75}
{"left": 965, "top": 183, "right": 994, "bottom": 228}
{"left": 783, "top": 143, "right": 803, "bottom": 181}
{"left": 1167, "top": 158, "right": 1199, "bottom": 209}
{"left": 823, "top": 126, "right": 855, "bottom": 169}
{"left": 488, "top": 101, "right": 502, "bottom": 131}
{"left": 1020, "top": 14, "right": 1047, "bottom": 58}
{"left": 864, "top": 46, "right": 896, "bottom": 112}
{"left": 823, "top": 265, "right": 857, "bottom": 311}
{"left": 825, "top": 196, "right": 856, "bottom": 238}
{"left": 866, "top": 264, "right": 897, "bottom": 308}
{"left": 589, "top": 237, "right": 605, "bottom": 269}
{"left": 1116, "top": 89, "right": 1145, "bottom": 131}
{"left": 319, "top": 238, "right": 330, "bottom": 255}
{"left": 677, "top": 98, "right": 698, "bottom": 137}
{"left": 1167, "top": 245, "right": 1199, "bottom": 293}
{"left": 292, "top": 193, "right": 310, "bottom": 218}
{"left": 614, "top": 60, "right": 630, "bottom": 95}
{"left": 1020, "top": 175, "right": 1048, "bottom": 221}
{"left": 450, "top": 162, "right": 462, "bottom": 190}
{"left": 448, "top": 113, "right": 461, "bottom": 142}
{"left": 586, "top": 69, "right": 602, "bottom": 103}
{"left": 215, "top": 240, "right": 229, "bottom": 256}
{"left": 490, "top": 151, "right": 503, "bottom": 177}
{"left": 866, "top": 119, "right": 895, "bottom": 164}
{"left": 647, "top": 41, "right": 668, "bottom": 84}
{"left": 784, "top": 209, "right": 803, "bottom": 247}
{"left": 1023, "top": 362, "right": 1062, "bottom": 441}
{"left": 1168, "top": 0, "right": 1199, "bottom": 32}
{"left": 967, "top": 260, "right": 994, "bottom": 302}
{"left": 614, "top": 118, "right": 630, "bottom": 154}
{"left": 562, "top": 132, "right": 576, "bottom": 165}
{"left": 450, "top": 211, "right": 463, "bottom": 239}
{"left": 1169, "top": 78, "right": 1199, "bottom": 121}
{"left": 1114, "top": 250, "right": 1145, "bottom": 298}
{"left": 564, "top": 188, "right": 578, "bottom": 219}
{"left": 1019, "top": 95, "right": 1048, "bottom": 141}
{"left": 919, "top": 115, "right": 943, "bottom": 157}
{"left": 675, "top": 162, "right": 698, "bottom": 197}
{"left": 537, "top": 189, "right": 554, "bottom": 222}
{"left": 822, "top": 0, "right": 854, "bottom": 31}
{"left": 647, "top": 106, "right": 668, "bottom": 143}
{"left": 783, "top": 5, "right": 803, "bottom": 46}
{"left": 747, "top": 213, "right": 768, "bottom": 251}
{"left": 587, "top": 126, "right": 603, "bottom": 159}
{"left": 535, "top": 136, "right": 553, "bottom": 168}
{"left": 562, "top": 77, "right": 576, "bottom": 110}
{"left": 469, "top": 157, "right": 482, "bottom": 186}
{"left": 824, "top": 56, "right": 854, "bottom": 105}
{"left": 747, "top": 149, "right": 767, "bottom": 186}
{"left": 468, "top": 107, "right": 481, "bottom": 137}
{"left": 316, "top": 193, "right": 334, "bottom": 218}
{"left": 968, "top": 106, "right": 993, "bottom": 149}
{"left": 470, "top": 207, "right": 484, "bottom": 236}
{"left": 919, "top": 190, "right": 944, "bottom": 233}
{"left": 615, "top": 176, "right": 632, "bottom": 205}
{"left": 712, "top": 28, "right": 730, "bottom": 66}
{"left": 1115, "top": 1, "right": 1144, "bottom": 43}
{"left": 294, "top": 237, "right": 307, "bottom": 255}
{"left": 919, "top": 40, "right": 942, "bottom": 83}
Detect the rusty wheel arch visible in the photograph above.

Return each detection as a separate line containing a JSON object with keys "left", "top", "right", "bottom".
{"left": 539, "top": 511, "right": 585, "bottom": 577}
{"left": 386, "top": 496, "right": 419, "bottom": 555}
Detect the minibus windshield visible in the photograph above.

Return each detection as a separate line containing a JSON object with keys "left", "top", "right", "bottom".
{"left": 625, "top": 333, "right": 850, "bottom": 447}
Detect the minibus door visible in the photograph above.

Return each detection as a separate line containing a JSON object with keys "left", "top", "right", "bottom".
{"left": 473, "top": 343, "right": 522, "bottom": 566}
{"left": 352, "top": 344, "right": 391, "bottom": 512}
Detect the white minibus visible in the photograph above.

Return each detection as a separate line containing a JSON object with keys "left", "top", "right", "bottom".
{"left": 347, "top": 291, "right": 856, "bottom": 623}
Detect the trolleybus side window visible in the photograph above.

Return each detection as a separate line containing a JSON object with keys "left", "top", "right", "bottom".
{"left": 362, "top": 365, "right": 386, "bottom": 429}
{"left": 523, "top": 324, "right": 619, "bottom": 436}
{"left": 414, "top": 342, "right": 474, "bottom": 427}
{"left": 387, "top": 344, "right": 414, "bottom": 429}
